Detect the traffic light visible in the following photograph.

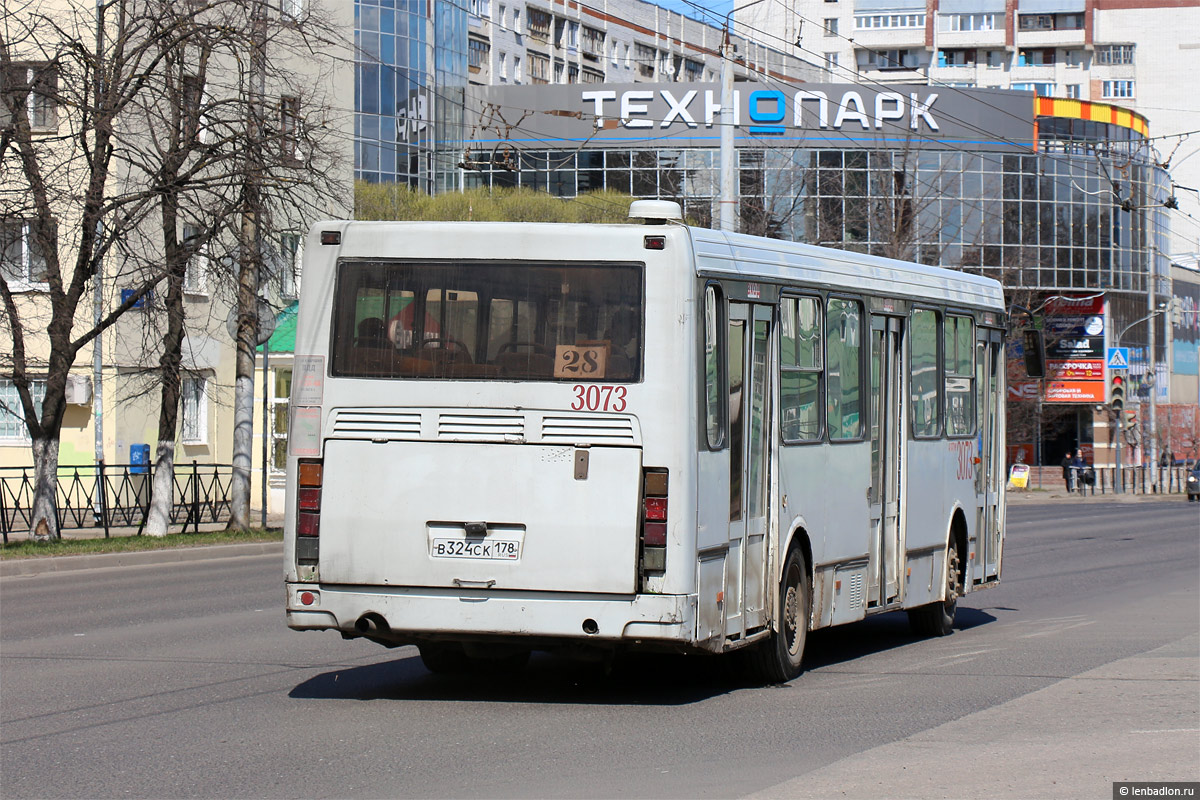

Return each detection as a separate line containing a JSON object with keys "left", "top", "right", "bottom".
{"left": 1110, "top": 373, "right": 1125, "bottom": 412}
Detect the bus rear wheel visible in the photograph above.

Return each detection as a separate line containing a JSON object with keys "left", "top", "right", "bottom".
{"left": 908, "top": 541, "right": 961, "bottom": 637}
{"left": 744, "top": 546, "right": 809, "bottom": 684}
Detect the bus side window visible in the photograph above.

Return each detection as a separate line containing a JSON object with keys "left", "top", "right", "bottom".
{"left": 911, "top": 308, "right": 941, "bottom": 438}
{"left": 826, "top": 297, "right": 862, "bottom": 441}
{"left": 704, "top": 284, "right": 724, "bottom": 449}
{"left": 780, "top": 295, "right": 823, "bottom": 443}
{"left": 945, "top": 315, "right": 976, "bottom": 437}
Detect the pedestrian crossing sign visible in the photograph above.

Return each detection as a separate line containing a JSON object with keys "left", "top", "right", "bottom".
{"left": 1106, "top": 347, "right": 1129, "bottom": 369}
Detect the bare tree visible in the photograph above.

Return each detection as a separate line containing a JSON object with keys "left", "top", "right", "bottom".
{"left": 1, "top": 0, "right": 349, "bottom": 539}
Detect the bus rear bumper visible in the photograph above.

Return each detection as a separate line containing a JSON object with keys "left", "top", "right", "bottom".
{"left": 286, "top": 582, "right": 698, "bottom": 646}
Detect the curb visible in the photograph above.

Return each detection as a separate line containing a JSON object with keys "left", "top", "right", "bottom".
{"left": 0, "top": 541, "right": 284, "bottom": 578}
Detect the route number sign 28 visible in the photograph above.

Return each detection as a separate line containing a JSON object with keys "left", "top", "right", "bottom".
{"left": 554, "top": 343, "right": 610, "bottom": 379}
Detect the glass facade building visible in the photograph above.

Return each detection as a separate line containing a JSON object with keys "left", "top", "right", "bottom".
{"left": 355, "top": 0, "right": 466, "bottom": 188}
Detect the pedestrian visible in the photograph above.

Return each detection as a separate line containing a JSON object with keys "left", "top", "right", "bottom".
{"left": 1061, "top": 451, "right": 1074, "bottom": 492}
{"left": 1070, "top": 449, "right": 1086, "bottom": 494}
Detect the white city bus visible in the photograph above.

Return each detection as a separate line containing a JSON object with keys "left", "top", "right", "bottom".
{"left": 284, "top": 200, "right": 1006, "bottom": 681}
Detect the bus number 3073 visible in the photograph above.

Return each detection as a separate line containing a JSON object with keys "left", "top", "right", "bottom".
{"left": 571, "top": 385, "right": 627, "bottom": 412}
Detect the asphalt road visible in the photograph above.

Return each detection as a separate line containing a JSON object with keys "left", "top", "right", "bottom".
{"left": 2, "top": 500, "right": 1197, "bottom": 799}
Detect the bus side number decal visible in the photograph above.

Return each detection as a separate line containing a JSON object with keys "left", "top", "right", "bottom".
{"left": 949, "top": 440, "right": 973, "bottom": 481}
{"left": 571, "top": 385, "right": 627, "bottom": 412}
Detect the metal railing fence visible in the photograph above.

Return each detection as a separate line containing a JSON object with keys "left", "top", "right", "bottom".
{"left": 0, "top": 461, "right": 233, "bottom": 542}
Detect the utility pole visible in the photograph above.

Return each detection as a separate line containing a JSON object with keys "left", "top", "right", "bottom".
{"left": 1147, "top": 253, "right": 1158, "bottom": 488}
{"left": 718, "top": 0, "right": 765, "bottom": 233}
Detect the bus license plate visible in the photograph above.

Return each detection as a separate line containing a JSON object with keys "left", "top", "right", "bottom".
{"left": 431, "top": 538, "right": 521, "bottom": 561}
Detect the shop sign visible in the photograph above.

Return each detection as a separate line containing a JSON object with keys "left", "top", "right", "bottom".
{"left": 1045, "top": 380, "right": 1106, "bottom": 403}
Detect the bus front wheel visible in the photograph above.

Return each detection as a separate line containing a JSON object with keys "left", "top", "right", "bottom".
{"left": 908, "top": 541, "right": 961, "bottom": 637}
{"left": 744, "top": 546, "right": 810, "bottom": 684}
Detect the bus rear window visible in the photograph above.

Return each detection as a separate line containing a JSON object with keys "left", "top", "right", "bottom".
{"left": 330, "top": 261, "right": 644, "bottom": 381}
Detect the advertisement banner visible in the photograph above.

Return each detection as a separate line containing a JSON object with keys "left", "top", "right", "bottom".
{"left": 1045, "top": 380, "right": 1106, "bottom": 403}
{"left": 1172, "top": 278, "right": 1199, "bottom": 376}
{"left": 1042, "top": 295, "right": 1106, "bottom": 403}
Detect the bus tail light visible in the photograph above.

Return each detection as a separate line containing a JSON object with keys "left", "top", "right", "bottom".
{"left": 295, "top": 459, "right": 323, "bottom": 581}
{"left": 640, "top": 468, "right": 669, "bottom": 585}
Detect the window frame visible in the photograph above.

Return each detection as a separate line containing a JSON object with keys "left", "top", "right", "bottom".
{"left": 779, "top": 292, "right": 825, "bottom": 445}
{"left": 825, "top": 294, "right": 866, "bottom": 443}
{"left": 0, "top": 378, "right": 44, "bottom": 443}
{"left": 944, "top": 313, "right": 977, "bottom": 438}
{"left": 1, "top": 218, "right": 55, "bottom": 290}
{"left": 180, "top": 374, "right": 209, "bottom": 445}
{"left": 909, "top": 306, "right": 943, "bottom": 440}
{"left": 702, "top": 281, "right": 726, "bottom": 451}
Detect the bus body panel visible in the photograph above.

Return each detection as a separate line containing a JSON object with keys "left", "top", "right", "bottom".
{"left": 318, "top": 438, "right": 642, "bottom": 594}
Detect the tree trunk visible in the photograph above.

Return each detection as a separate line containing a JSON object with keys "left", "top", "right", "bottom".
{"left": 29, "top": 436, "right": 61, "bottom": 541}
{"left": 145, "top": 200, "right": 188, "bottom": 537}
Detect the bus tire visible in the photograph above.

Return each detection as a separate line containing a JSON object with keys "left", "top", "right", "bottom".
{"left": 418, "top": 642, "right": 470, "bottom": 674}
{"left": 744, "top": 546, "right": 810, "bottom": 684}
{"left": 907, "top": 540, "right": 961, "bottom": 637}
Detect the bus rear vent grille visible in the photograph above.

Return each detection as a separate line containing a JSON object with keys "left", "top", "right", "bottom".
{"left": 848, "top": 572, "right": 864, "bottom": 609}
{"left": 438, "top": 413, "right": 524, "bottom": 441}
{"left": 541, "top": 415, "right": 637, "bottom": 445}
{"left": 332, "top": 410, "right": 421, "bottom": 439}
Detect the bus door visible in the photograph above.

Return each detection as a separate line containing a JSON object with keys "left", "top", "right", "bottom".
{"left": 975, "top": 328, "right": 1004, "bottom": 583}
{"left": 726, "top": 302, "right": 773, "bottom": 638}
{"left": 868, "top": 314, "right": 903, "bottom": 607}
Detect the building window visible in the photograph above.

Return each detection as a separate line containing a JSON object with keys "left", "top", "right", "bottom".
{"left": 280, "top": 95, "right": 300, "bottom": 162}
{"left": 0, "top": 218, "right": 54, "bottom": 287}
{"left": 497, "top": 3, "right": 506, "bottom": 28}
{"left": 581, "top": 67, "right": 604, "bottom": 83}
{"left": 498, "top": 52, "right": 507, "bottom": 80}
{"left": 1064, "top": 49, "right": 1084, "bottom": 67}
{"left": 1017, "top": 48, "right": 1055, "bottom": 67}
{"left": 824, "top": 17, "right": 838, "bottom": 35}
{"left": 563, "top": 21, "right": 579, "bottom": 50}
{"left": 987, "top": 50, "right": 1005, "bottom": 69}
{"left": 1097, "top": 44, "right": 1135, "bottom": 65}
{"left": 2, "top": 63, "right": 58, "bottom": 131}
{"left": 270, "top": 368, "right": 291, "bottom": 471}
{"left": 512, "top": 8, "right": 520, "bottom": 34}
{"left": 527, "top": 8, "right": 550, "bottom": 41}
{"left": 634, "top": 43, "right": 656, "bottom": 78}
{"left": 582, "top": 26, "right": 604, "bottom": 57}
{"left": 0, "top": 378, "right": 44, "bottom": 442}
{"left": 180, "top": 375, "right": 209, "bottom": 444}
{"left": 857, "top": 13, "right": 924, "bottom": 28}
{"left": 280, "top": 0, "right": 304, "bottom": 20}
{"left": 824, "top": 52, "right": 839, "bottom": 71}
{"left": 469, "top": 38, "right": 489, "bottom": 70}
{"left": 937, "top": 13, "right": 994, "bottom": 31}
{"left": 938, "top": 49, "right": 976, "bottom": 68}
{"left": 468, "top": 0, "right": 490, "bottom": 17}
{"left": 684, "top": 58, "right": 704, "bottom": 81}
{"left": 528, "top": 52, "right": 549, "bottom": 83}
{"left": 513, "top": 55, "right": 522, "bottom": 82}
{"left": 1064, "top": 83, "right": 1081, "bottom": 98}
{"left": 182, "top": 225, "right": 208, "bottom": 295}
{"left": 1102, "top": 80, "right": 1135, "bottom": 99}
{"left": 859, "top": 49, "right": 918, "bottom": 70}
{"left": 1011, "top": 82, "right": 1054, "bottom": 95}
{"left": 553, "top": 60, "right": 564, "bottom": 83}
{"left": 278, "top": 232, "right": 301, "bottom": 300}
{"left": 1018, "top": 14, "right": 1053, "bottom": 29}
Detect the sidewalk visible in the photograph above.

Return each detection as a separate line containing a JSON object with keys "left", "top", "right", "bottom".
{"left": 745, "top": 634, "right": 1200, "bottom": 799}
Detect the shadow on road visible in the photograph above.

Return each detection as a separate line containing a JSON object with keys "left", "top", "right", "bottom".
{"left": 803, "top": 607, "right": 1000, "bottom": 671}
{"left": 289, "top": 608, "right": 1001, "bottom": 704}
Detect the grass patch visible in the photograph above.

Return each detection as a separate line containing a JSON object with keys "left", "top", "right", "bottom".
{"left": 0, "top": 528, "right": 283, "bottom": 559}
